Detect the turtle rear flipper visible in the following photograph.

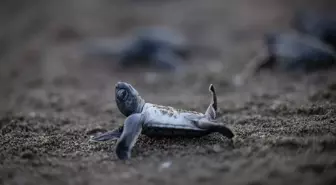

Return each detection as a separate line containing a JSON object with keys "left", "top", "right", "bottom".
{"left": 200, "top": 120, "right": 234, "bottom": 139}
{"left": 185, "top": 116, "right": 234, "bottom": 139}
{"left": 116, "top": 113, "right": 144, "bottom": 160}
{"left": 205, "top": 84, "right": 217, "bottom": 120}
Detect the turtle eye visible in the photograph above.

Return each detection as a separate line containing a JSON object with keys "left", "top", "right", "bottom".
{"left": 117, "top": 89, "right": 128, "bottom": 101}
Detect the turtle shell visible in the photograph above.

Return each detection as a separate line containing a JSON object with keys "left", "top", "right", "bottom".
{"left": 119, "top": 27, "right": 188, "bottom": 60}
{"left": 117, "top": 27, "right": 189, "bottom": 70}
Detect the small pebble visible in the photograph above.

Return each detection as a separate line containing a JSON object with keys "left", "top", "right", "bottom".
{"left": 158, "top": 161, "right": 172, "bottom": 171}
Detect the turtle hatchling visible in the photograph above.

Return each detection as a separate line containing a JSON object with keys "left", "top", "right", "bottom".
{"left": 292, "top": 9, "right": 336, "bottom": 50}
{"left": 233, "top": 32, "right": 336, "bottom": 86}
{"left": 261, "top": 32, "right": 336, "bottom": 72}
{"left": 83, "top": 27, "right": 189, "bottom": 71}
{"left": 90, "top": 82, "right": 234, "bottom": 160}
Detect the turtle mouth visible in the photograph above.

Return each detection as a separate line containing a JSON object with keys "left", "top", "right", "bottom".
{"left": 115, "top": 82, "right": 138, "bottom": 94}
{"left": 115, "top": 82, "right": 129, "bottom": 90}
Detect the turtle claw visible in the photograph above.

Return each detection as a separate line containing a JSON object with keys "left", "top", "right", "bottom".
{"left": 89, "top": 128, "right": 123, "bottom": 142}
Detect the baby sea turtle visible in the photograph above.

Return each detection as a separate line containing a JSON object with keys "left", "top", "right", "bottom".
{"left": 262, "top": 32, "right": 336, "bottom": 71}
{"left": 292, "top": 10, "right": 336, "bottom": 50}
{"left": 233, "top": 32, "right": 336, "bottom": 86}
{"left": 83, "top": 27, "right": 190, "bottom": 71}
{"left": 90, "top": 82, "right": 235, "bottom": 160}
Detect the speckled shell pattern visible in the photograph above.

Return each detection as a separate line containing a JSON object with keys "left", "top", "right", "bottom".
{"left": 140, "top": 103, "right": 210, "bottom": 137}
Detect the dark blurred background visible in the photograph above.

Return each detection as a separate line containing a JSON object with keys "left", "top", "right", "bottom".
{"left": 0, "top": 0, "right": 335, "bottom": 76}
{"left": 0, "top": 0, "right": 335, "bottom": 70}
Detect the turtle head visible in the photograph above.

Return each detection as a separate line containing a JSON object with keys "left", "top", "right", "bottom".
{"left": 115, "top": 82, "right": 145, "bottom": 116}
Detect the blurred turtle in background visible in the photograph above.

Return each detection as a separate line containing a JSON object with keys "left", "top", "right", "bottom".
{"left": 261, "top": 33, "right": 336, "bottom": 71}
{"left": 233, "top": 32, "right": 336, "bottom": 86}
{"left": 292, "top": 9, "right": 336, "bottom": 50}
{"left": 82, "top": 27, "right": 190, "bottom": 71}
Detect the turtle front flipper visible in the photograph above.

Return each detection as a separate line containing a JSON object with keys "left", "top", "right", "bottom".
{"left": 116, "top": 113, "right": 144, "bottom": 160}
{"left": 90, "top": 126, "right": 123, "bottom": 142}
{"left": 205, "top": 84, "right": 217, "bottom": 120}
